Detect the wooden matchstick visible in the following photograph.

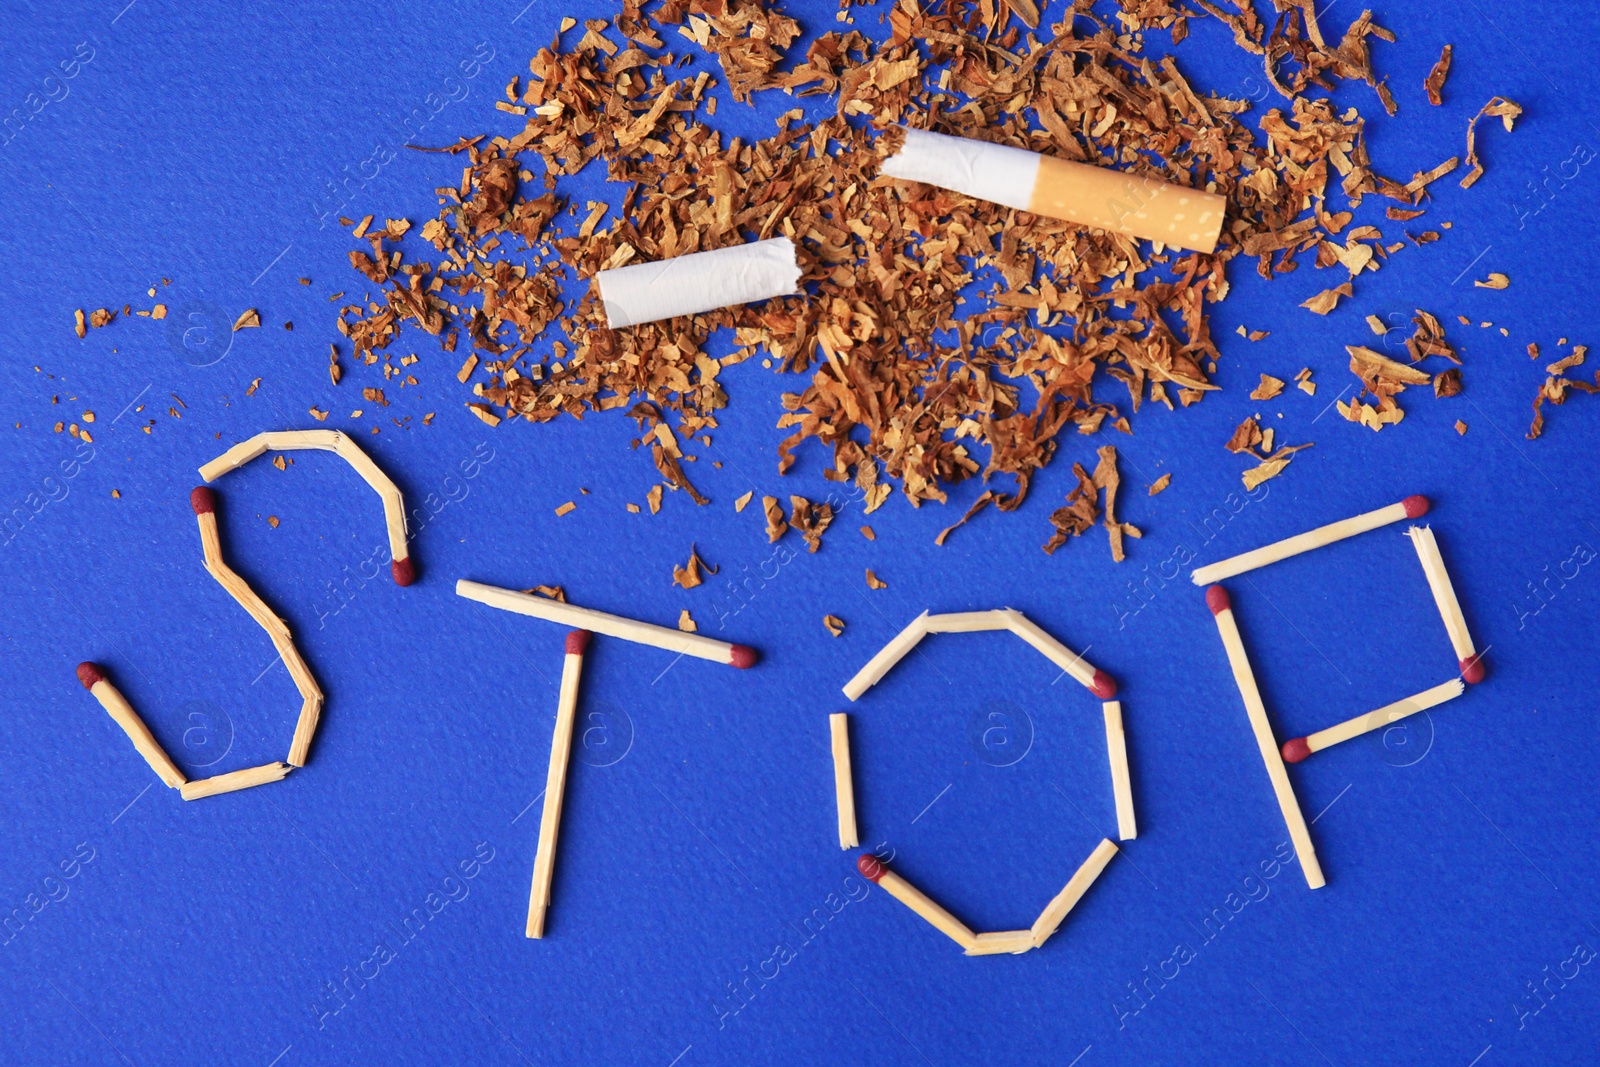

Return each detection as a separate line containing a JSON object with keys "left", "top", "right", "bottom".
{"left": 857, "top": 854, "right": 976, "bottom": 950}
{"left": 1102, "top": 702, "right": 1137, "bottom": 840}
{"left": 279, "top": 633, "right": 326, "bottom": 768}
{"left": 199, "top": 430, "right": 415, "bottom": 586}
{"left": 179, "top": 762, "right": 291, "bottom": 801}
{"left": 191, "top": 488, "right": 291, "bottom": 642}
{"left": 1406, "top": 525, "right": 1485, "bottom": 683}
{"left": 1004, "top": 610, "right": 1117, "bottom": 698}
{"left": 1190, "top": 495, "right": 1430, "bottom": 585}
{"left": 457, "top": 580, "right": 757, "bottom": 668}
{"left": 830, "top": 713, "right": 859, "bottom": 850}
{"left": 842, "top": 611, "right": 929, "bottom": 701}
{"left": 1031, "top": 838, "right": 1118, "bottom": 948}
{"left": 922, "top": 610, "right": 1014, "bottom": 634}
{"left": 1282, "top": 678, "right": 1464, "bottom": 762}
{"left": 528, "top": 631, "right": 591, "bottom": 939}
{"left": 965, "top": 930, "right": 1036, "bottom": 956}
{"left": 1206, "top": 587, "right": 1324, "bottom": 889}
{"left": 76, "top": 663, "right": 186, "bottom": 789}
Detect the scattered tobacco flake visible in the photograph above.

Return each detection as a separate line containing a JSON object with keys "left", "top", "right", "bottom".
{"left": 245, "top": 377, "right": 262, "bottom": 396}
{"left": 1460, "top": 96, "right": 1522, "bottom": 189}
{"left": 1093, "top": 445, "right": 1139, "bottom": 562}
{"left": 1474, "top": 273, "right": 1509, "bottom": 290}
{"left": 1425, "top": 44, "right": 1452, "bottom": 106}
{"left": 1226, "top": 416, "right": 1265, "bottom": 454}
{"left": 89, "top": 308, "right": 114, "bottom": 328}
{"left": 678, "top": 609, "right": 698, "bottom": 632}
{"left": 788, "top": 495, "right": 832, "bottom": 553}
{"left": 1455, "top": 420, "right": 1467, "bottom": 434}
{"left": 272, "top": 455, "right": 287, "bottom": 471}
{"left": 822, "top": 614, "right": 845, "bottom": 637}
{"left": 1405, "top": 309, "right": 1458, "bottom": 364}
{"left": 1250, "top": 374, "right": 1285, "bottom": 400}
{"left": 1529, "top": 345, "right": 1597, "bottom": 438}
{"left": 865, "top": 568, "right": 886, "bottom": 590}
{"left": 73, "top": 309, "right": 86, "bottom": 338}
{"left": 672, "top": 543, "right": 718, "bottom": 588}
{"left": 1302, "top": 283, "right": 1353, "bottom": 315}
{"left": 555, "top": 500, "right": 576, "bottom": 516}
{"left": 267, "top": 515, "right": 280, "bottom": 528}
{"left": 1340, "top": 345, "right": 1431, "bottom": 429}
{"left": 527, "top": 584, "right": 567, "bottom": 601}
{"left": 762, "top": 495, "right": 786, "bottom": 542}
{"left": 860, "top": 525, "right": 875, "bottom": 540}
{"left": 111, "top": 489, "right": 120, "bottom": 498}
{"left": 1241, "top": 441, "right": 1311, "bottom": 489}
{"left": 647, "top": 484, "right": 664, "bottom": 514}
{"left": 1386, "top": 206, "right": 1426, "bottom": 221}
{"left": 934, "top": 490, "right": 997, "bottom": 547}
{"left": 733, "top": 490, "right": 753, "bottom": 512}
{"left": 233, "top": 309, "right": 260, "bottom": 331}
{"left": 1434, "top": 368, "right": 1462, "bottom": 398}
{"left": 1148, "top": 472, "right": 1171, "bottom": 495}
{"left": 468, "top": 403, "right": 501, "bottom": 426}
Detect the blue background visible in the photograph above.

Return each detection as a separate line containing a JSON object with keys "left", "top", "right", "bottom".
{"left": 2, "top": 1, "right": 1597, "bottom": 1064}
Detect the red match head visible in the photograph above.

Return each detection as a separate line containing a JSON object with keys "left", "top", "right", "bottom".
{"left": 1460, "top": 654, "right": 1485, "bottom": 684}
{"left": 1091, "top": 670, "right": 1117, "bottom": 700}
{"left": 1281, "top": 737, "right": 1312, "bottom": 763}
{"left": 1205, "top": 585, "right": 1231, "bottom": 615}
{"left": 566, "top": 630, "right": 592, "bottom": 655}
{"left": 729, "top": 644, "right": 758, "bottom": 669}
{"left": 76, "top": 662, "right": 105, "bottom": 689}
{"left": 1402, "top": 494, "right": 1430, "bottom": 519}
{"left": 856, "top": 854, "right": 886, "bottom": 883}
{"left": 189, "top": 487, "right": 216, "bottom": 514}
{"left": 391, "top": 557, "right": 416, "bottom": 587}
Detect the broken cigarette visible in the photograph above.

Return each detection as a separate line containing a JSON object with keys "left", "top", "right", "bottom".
{"left": 830, "top": 713, "right": 859, "bottom": 850}
{"left": 1282, "top": 678, "right": 1464, "bottom": 762}
{"left": 191, "top": 487, "right": 325, "bottom": 768}
{"left": 179, "top": 762, "right": 291, "bottom": 801}
{"left": 1406, "top": 525, "right": 1485, "bottom": 683}
{"left": 456, "top": 580, "right": 757, "bottom": 668}
{"left": 1206, "top": 587, "right": 1324, "bottom": 890}
{"left": 843, "top": 608, "right": 1114, "bottom": 701}
{"left": 880, "top": 127, "right": 1226, "bottom": 254}
{"left": 857, "top": 854, "right": 976, "bottom": 950}
{"left": 1102, "top": 702, "right": 1137, "bottom": 840}
{"left": 529, "top": 630, "right": 591, "bottom": 939}
{"left": 199, "top": 429, "right": 415, "bottom": 586}
{"left": 1031, "top": 838, "right": 1118, "bottom": 948}
{"left": 75, "top": 663, "right": 186, "bottom": 789}
{"left": 595, "top": 236, "right": 801, "bottom": 329}
{"left": 1190, "top": 495, "right": 1429, "bottom": 585}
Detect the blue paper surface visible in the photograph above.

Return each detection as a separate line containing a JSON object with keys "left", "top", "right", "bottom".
{"left": 2, "top": 1, "right": 1598, "bottom": 1064}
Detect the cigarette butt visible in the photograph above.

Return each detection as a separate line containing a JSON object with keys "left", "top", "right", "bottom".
{"left": 457, "top": 580, "right": 756, "bottom": 668}
{"left": 857, "top": 854, "right": 976, "bottom": 950}
{"left": 965, "top": 930, "right": 1036, "bottom": 956}
{"left": 842, "top": 611, "right": 929, "bottom": 701}
{"left": 1406, "top": 526, "right": 1483, "bottom": 683}
{"left": 830, "top": 713, "right": 859, "bottom": 850}
{"left": 1206, "top": 587, "right": 1324, "bottom": 889}
{"left": 529, "top": 630, "right": 591, "bottom": 938}
{"left": 1283, "top": 678, "right": 1464, "bottom": 762}
{"left": 1191, "top": 495, "right": 1428, "bottom": 585}
{"left": 76, "top": 663, "right": 186, "bottom": 788}
{"left": 180, "top": 762, "right": 291, "bottom": 801}
{"left": 1102, "top": 702, "right": 1137, "bottom": 840}
{"left": 1031, "top": 838, "right": 1118, "bottom": 947}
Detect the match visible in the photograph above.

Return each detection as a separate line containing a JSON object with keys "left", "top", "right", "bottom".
{"left": 1102, "top": 702, "right": 1137, "bottom": 840}
{"left": 528, "top": 630, "right": 592, "bottom": 939}
{"left": 841, "top": 611, "right": 929, "bottom": 701}
{"left": 281, "top": 635, "right": 326, "bottom": 768}
{"left": 1406, "top": 525, "right": 1485, "bottom": 683}
{"left": 1031, "top": 838, "right": 1119, "bottom": 948}
{"left": 1003, "top": 610, "right": 1116, "bottom": 698}
{"left": 596, "top": 236, "right": 801, "bottom": 329}
{"left": 922, "top": 609, "right": 1013, "bottom": 634}
{"left": 1282, "top": 678, "right": 1465, "bottom": 763}
{"left": 880, "top": 127, "right": 1227, "bottom": 254}
{"left": 199, "top": 429, "right": 415, "bottom": 586}
{"left": 75, "top": 663, "right": 187, "bottom": 789}
{"left": 1205, "top": 586, "right": 1325, "bottom": 889}
{"left": 456, "top": 580, "right": 757, "bottom": 668}
{"left": 179, "top": 762, "right": 292, "bottom": 801}
{"left": 1190, "top": 495, "right": 1430, "bottom": 585}
{"left": 857, "top": 854, "right": 976, "bottom": 950}
{"left": 830, "top": 713, "right": 859, "bottom": 850}
{"left": 965, "top": 930, "right": 1036, "bottom": 957}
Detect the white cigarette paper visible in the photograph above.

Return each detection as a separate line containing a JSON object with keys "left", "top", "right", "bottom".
{"left": 596, "top": 237, "right": 801, "bottom": 329}
{"left": 881, "top": 127, "right": 1226, "bottom": 254}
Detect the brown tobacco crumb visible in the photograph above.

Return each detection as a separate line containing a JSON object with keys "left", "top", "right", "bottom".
{"left": 1386, "top": 206, "right": 1425, "bottom": 221}
{"left": 1474, "top": 273, "right": 1509, "bottom": 290}
{"left": 284, "top": 322, "right": 294, "bottom": 331}
{"left": 1302, "top": 283, "right": 1353, "bottom": 315}
{"left": 865, "top": 569, "right": 886, "bottom": 590}
{"left": 110, "top": 488, "right": 122, "bottom": 498}
{"left": 82, "top": 411, "right": 95, "bottom": 423}
{"left": 1250, "top": 375, "right": 1285, "bottom": 401}
{"left": 626, "top": 502, "right": 641, "bottom": 513}
{"left": 1455, "top": 420, "right": 1467, "bottom": 434}
{"left": 1461, "top": 97, "right": 1522, "bottom": 189}
{"left": 526, "top": 584, "right": 567, "bottom": 601}
{"left": 762, "top": 495, "right": 786, "bottom": 542}
{"left": 859, "top": 525, "right": 875, "bottom": 540}
{"left": 89, "top": 308, "right": 114, "bottom": 328}
{"left": 1248, "top": 330, "right": 1270, "bottom": 342}
{"left": 1043, "top": 465, "right": 1098, "bottom": 555}
{"left": 468, "top": 403, "right": 501, "bottom": 426}
{"left": 823, "top": 614, "right": 845, "bottom": 637}
{"left": 1365, "top": 315, "right": 1387, "bottom": 336}
{"left": 1340, "top": 345, "right": 1431, "bottom": 429}
{"left": 246, "top": 378, "right": 262, "bottom": 396}
{"left": 233, "top": 309, "right": 260, "bottom": 331}
{"left": 1434, "top": 369, "right": 1463, "bottom": 398}
{"left": 1226, "top": 416, "right": 1264, "bottom": 454}
{"left": 789, "top": 495, "right": 832, "bottom": 552}
{"left": 679, "top": 609, "right": 698, "bottom": 632}
{"left": 272, "top": 455, "right": 287, "bottom": 471}
{"left": 1425, "top": 45, "right": 1452, "bottom": 106}
{"left": 647, "top": 485, "right": 664, "bottom": 514}
{"left": 1148, "top": 473, "right": 1171, "bottom": 496}
{"left": 555, "top": 501, "right": 576, "bottom": 516}
{"left": 310, "top": 407, "right": 329, "bottom": 420}
{"left": 457, "top": 355, "right": 479, "bottom": 383}
{"left": 268, "top": 515, "right": 280, "bottom": 528}
{"left": 1529, "top": 345, "right": 1596, "bottom": 439}
{"left": 363, "top": 387, "right": 389, "bottom": 406}
{"left": 672, "top": 543, "right": 718, "bottom": 588}
{"left": 1242, "top": 441, "right": 1310, "bottom": 489}
{"left": 1093, "top": 445, "right": 1138, "bottom": 562}
{"left": 733, "top": 490, "right": 753, "bottom": 513}
{"left": 74, "top": 309, "right": 86, "bottom": 338}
